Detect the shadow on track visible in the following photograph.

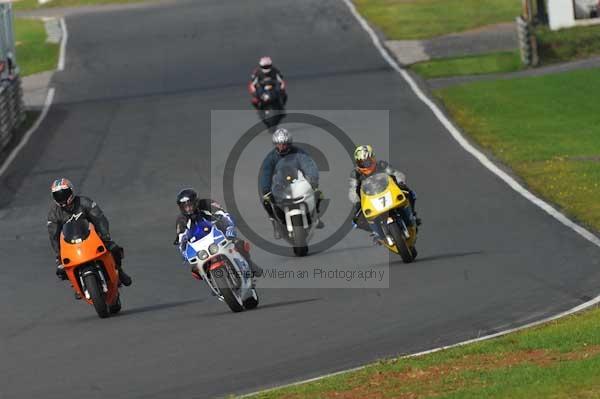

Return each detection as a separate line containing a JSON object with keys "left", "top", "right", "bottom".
{"left": 119, "top": 298, "right": 207, "bottom": 316}
{"left": 374, "top": 251, "right": 485, "bottom": 268}
{"left": 258, "top": 297, "right": 322, "bottom": 310}
{"left": 318, "top": 244, "right": 375, "bottom": 257}
{"left": 201, "top": 297, "right": 322, "bottom": 317}
{"left": 415, "top": 251, "right": 484, "bottom": 263}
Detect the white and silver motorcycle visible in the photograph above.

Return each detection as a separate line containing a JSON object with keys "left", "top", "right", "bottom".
{"left": 180, "top": 218, "right": 259, "bottom": 312}
{"left": 269, "top": 154, "right": 319, "bottom": 256}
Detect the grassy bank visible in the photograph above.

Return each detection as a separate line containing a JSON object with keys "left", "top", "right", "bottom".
{"left": 411, "top": 51, "right": 522, "bottom": 78}
{"left": 436, "top": 67, "right": 600, "bottom": 231}
{"left": 251, "top": 306, "right": 600, "bottom": 398}
{"left": 248, "top": 45, "right": 600, "bottom": 399}
{"left": 15, "top": 18, "right": 59, "bottom": 77}
{"left": 353, "top": 0, "right": 519, "bottom": 40}
{"left": 537, "top": 24, "right": 600, "bottom": 65}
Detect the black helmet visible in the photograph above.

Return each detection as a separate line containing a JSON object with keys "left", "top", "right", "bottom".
{"left": 176, "top": 188, "right": 198, "bottom": 216}
{"left": 51, "top": 178, "right": 75, "bottom": 208}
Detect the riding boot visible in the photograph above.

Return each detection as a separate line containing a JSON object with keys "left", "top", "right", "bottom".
{"left": 109, "top": 245, "right": 132, "bottom": 287}
{"left": 270, "top": 218, "right": 281, "bottom": 240}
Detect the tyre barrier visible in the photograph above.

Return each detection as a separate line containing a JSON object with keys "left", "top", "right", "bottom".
{"left": 0, "top": 75, "right": 26, "bottom": 152}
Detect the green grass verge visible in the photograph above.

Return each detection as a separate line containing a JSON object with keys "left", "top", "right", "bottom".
{"left": 250, "top": 307, "right": 600, "bottom": 398}
{"left": 248, "top": 65, "right": 600, "bottom": 399}
{"left": 15, "top": 18, "right": 59, "bottom": 77}
{"left": 14, "top": 0, "right": 154, "bottom": 11}
{"left": 410, "top": 51, "right": 522, "bottom": 79}
{"left": 353, "top": 0, "right": 520, "bottom": 40}
{"left": 435, "top": 67, "right": 600, "bottom": 231}
{"left": 537, "top": 24, "right": 600, "bottom": 65}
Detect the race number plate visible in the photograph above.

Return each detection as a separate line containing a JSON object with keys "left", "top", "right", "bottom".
{"left": 372, "top": 192, "right": 392, "bottom": 212}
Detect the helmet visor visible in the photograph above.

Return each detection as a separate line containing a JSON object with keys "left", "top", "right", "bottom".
{"left": 275, "top": 143, "right": 290, "bottom": 154}
{"left": 179, "top": 200, "right": 195, "bottom": 216}
{"left": 356, "top": 157, "right": 374, "bottom": 169}
{"left": 52, "top": 188, "right": 73, "bottom": 207}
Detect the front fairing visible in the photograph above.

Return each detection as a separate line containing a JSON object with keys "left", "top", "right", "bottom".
{"left": 360, "top": 173, "right": 407, "bottom": 219}
{"left": 180, "top": 220, "right": 226, "bottom": 263}
{"left": 271, "top": 155, "right": 315, "bottom": 204}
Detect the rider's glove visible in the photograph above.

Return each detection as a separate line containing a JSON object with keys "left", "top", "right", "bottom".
{"left": 225, "top": 226, "right": 237, "bottom": 239}
{"left": 55, "top": 258, "right": 67, "bottom": 280}
{"left": 263, "top": 192, "right": 273, "bottom": 203}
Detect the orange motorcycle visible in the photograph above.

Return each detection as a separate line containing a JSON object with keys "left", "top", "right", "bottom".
{"left": 59, "top": 214, "right": 122, "bottom": 318}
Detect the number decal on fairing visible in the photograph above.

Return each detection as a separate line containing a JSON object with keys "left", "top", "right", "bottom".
{"left": 373, "top": 193, "right": 392, "bottom": 211}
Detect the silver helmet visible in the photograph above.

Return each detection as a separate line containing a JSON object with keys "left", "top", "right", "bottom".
{"left": 272, "top": 128, "right": 293, "bottom": 154}
{"left": 272, "top": 128, "right": 292, "bottom": 145}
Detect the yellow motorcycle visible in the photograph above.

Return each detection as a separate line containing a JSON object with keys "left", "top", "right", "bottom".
{"left": 360, "top": 172, "right": 418, "bottom": 263}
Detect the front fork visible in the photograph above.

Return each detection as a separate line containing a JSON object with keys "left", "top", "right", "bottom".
{"left": 78, "top": 264, "right": 109, "bottom": 300}
{"left": 372, "top": 209, "right": 413, "bottom": 244}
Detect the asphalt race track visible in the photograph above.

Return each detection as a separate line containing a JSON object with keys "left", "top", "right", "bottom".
{"left": 1, "top": 1, "right": 600, "bottom": 398}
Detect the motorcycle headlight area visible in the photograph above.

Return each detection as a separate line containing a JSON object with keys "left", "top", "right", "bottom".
{"left": 208, "top": 244, "right": 219, "bottom": 255}
{"left": 198, "top": 250, "right": 209, "bottom": 260}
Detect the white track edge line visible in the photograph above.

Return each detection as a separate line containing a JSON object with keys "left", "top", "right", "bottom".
{"left": 0, "top": 88, "right": 55, "bottom": 178}
{"left": 0, "top": 17, "right": 67, "bottom": 178}
{"left": 241, "top": 294, "right": 600, "bottom": 398}
{"left": 341, "top": 0, "right": 600, "bottom": 248}
{"left": 58, "top": 18, "right": 67, "bottom": 71}
{"left": 240, "top": 1, "right": 600, "bottom": 397}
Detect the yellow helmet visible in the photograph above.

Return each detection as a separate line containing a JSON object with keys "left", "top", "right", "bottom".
{"left": 353, "top": 145, "right": 376, "bottom": 175}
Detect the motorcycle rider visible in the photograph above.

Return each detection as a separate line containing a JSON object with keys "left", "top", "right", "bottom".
{"left": 259, "top": 128, "right": 323, "bottom": 239}
{"left": 173, "top": 188, "right": 262, "bottom": 279}
{"left": 48, "top": 178, "right": 132, "bottom": 287}
{"left": 349, "top": 145, "right": 421, "bottom": 241}
{"left": 249, "top": 56, "right": 287, "bottom": 110}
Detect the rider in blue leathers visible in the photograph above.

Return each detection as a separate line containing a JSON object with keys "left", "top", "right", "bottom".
{"left": 174, "top": 188, "right": 262, "bottom": 279}
{"left": 259, "top": 128, "right": 323, "bottom": 239}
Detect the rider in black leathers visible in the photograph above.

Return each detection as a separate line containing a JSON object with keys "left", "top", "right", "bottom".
{"left": 249, "top": 56, "right": 287, "bottom": 109}
{"left": 47, "top": 178, "right": 132, "bottom": 287}
{"left": 173, "top": 188, "right": 262, "bottom": 279}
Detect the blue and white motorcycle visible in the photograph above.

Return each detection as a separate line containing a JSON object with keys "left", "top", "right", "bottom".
{"left": 179, "top": 218, "right": 259, "bottom": 312}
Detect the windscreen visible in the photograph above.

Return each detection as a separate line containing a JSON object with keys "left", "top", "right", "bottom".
{"left": 185, "top": 218, "right": 214, "bottom": 243}
{"left": 62, "top": 217, "right": 91, "bottom": 244}
{"left": 271, "top": 154, "right": 302, "bottom": 200}
{"left": 361, "top": 173, "right": 390, "bottom": 196}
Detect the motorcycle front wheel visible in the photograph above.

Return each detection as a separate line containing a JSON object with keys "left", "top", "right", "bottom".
{"left": 387, "top": 222, "right": 415, "bottom": 263}
{"left": 212, "top": 260, "right": 245, "bottom": 312}
{"left": 83, "top": 273, "right": 110, "bottom": 318}
{"left": 291, "top": 214, "right": 308, "bottom": 257}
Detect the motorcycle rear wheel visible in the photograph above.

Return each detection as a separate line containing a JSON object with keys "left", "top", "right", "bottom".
{"left": 262, "top": 111, "right": 284, "bottom": 128}
{"left": 243, "top": 289, "right": 259, "bottom": 310}
{"left": 109, "top": 295, "right": 122, "bottom": 314}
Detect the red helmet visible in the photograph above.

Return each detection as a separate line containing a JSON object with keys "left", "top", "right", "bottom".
{"left": 51, "top": 178, "right": 74, "bottom": 207}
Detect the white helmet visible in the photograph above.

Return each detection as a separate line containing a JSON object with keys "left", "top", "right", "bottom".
{"left": 272, "top": 128, "right": 292, "bottom": 154}
{"left": 272, "top": 128, "right": 292, "bottom": 145}
{"left": 259, "top": 56, "right": 273, "bottom": 73}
